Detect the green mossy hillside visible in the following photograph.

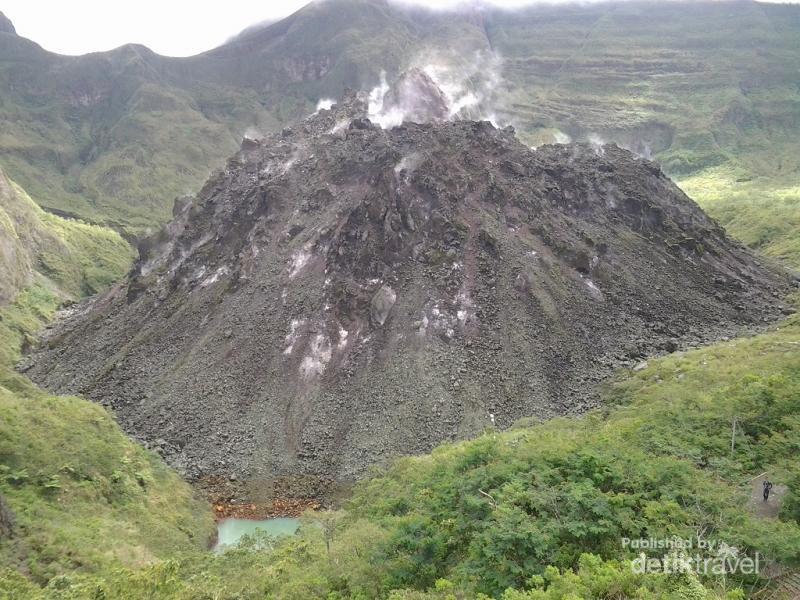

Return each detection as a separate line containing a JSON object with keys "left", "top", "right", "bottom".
{"left": 679, "top": 168, "right": 800, "bottom": 270}
{"left": 0, "top": 176, "right": 215, "bottom": 590}
{"left": 0, "top": 169, "right": 134, "bottom": 306}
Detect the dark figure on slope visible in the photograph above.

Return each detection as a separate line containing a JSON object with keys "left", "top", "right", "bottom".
{"left": 763, "top": 480, "right": 773, "bottom": 502}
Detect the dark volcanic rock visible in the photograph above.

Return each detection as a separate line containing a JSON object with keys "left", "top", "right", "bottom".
{"left": 25, "top": 94, "right": 791, "bottom": 499}
{"left": 381, "top": 68, "right": 451, "bottom": 123}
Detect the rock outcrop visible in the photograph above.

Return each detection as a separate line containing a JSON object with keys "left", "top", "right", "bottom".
{"left": 381, "top": 68, "right": 451, "bottom": 123}
{"left": 24, "top": 92, "right": 792, "bottom": 500}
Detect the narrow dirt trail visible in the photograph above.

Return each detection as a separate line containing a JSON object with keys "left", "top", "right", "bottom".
{"left": 748, "top": 473, "right": 787, "bottom": 520}
{"left": 746, "top": 474, "right": 797, "bottom": 599}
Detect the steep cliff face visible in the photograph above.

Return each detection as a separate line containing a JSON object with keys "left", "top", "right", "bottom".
{"left": 24, "top": 94, "right": 791, "bottom": 499}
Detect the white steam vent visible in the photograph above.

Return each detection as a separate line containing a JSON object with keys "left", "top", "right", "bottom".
{"left": 242, "top": 127, "right": 263, "bottom": 142}
{"left": 588, "top": 133, "right": 606, "bottom": 156}
{"left": 366, "top": 51, "right": 505, "bottom": 129}
{"left": 553, "top": 130, "right": 572, "bottom": 144}
{"left": 367, "top": 71, "right": 405, "bottom": 128}
{"left": 314, "top": 98, "right": 336, "bottom": 113}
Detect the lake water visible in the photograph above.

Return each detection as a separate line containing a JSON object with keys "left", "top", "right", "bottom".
{"left": 214, "top": 517, "right": 300, "bottom": 551}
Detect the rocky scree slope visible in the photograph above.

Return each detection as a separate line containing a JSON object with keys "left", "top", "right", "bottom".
{"left": 23, "top": 96, "right": 793, "bottom": 500}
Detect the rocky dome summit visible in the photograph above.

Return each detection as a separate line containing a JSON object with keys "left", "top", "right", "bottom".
{"left": 24, "top": 82, "right": 791, "bottom": 501}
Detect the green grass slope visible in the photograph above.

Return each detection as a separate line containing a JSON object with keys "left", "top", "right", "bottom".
{"left": 10, "top": 302, "right": 798, "bottom": 598}
{"left": 493, "top": 1, "right": 799, "bottom": 168}
{"left": 0, "top": 176, "right": 215, "bottom": 591}
{"left": 678, "top": 168, "right": 800, "bottom": 269}
{"left": 0, "top": 372, "right": 215, "bottom": 586}
{"left": 0, "top": 167, "right": 134, "bottom": 307}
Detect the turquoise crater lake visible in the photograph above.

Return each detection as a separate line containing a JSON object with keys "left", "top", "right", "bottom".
{"left": 214, "top": 517, "right": 300, "bottom": 551}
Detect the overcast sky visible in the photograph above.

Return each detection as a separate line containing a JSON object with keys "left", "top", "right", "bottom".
{"left": 2, "top": 0, "right": 797, "bottom": 56}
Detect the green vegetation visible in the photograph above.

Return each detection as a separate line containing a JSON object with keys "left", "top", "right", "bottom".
{"left": 0, "top": 37, "right": 278, "bottom": 236}
{"left": 0, "top": 371, "right": 215, "bottom": 586}
{"left": 5, "top": 303, "right": 797, "bottom": 598}
{"left": 0, "top": 284, "right": 59, "bottom": 370}
{"left": 0, "top": 292, "right": 215, "bottom": 591}
{"left": 491, "top": 2, "right": 800, "bottom": 274}
{"left": 1, "top": 175, "right": 797, "bottom": 600}
{"left": 0, "top": 169, "right": 134, "bottom": 365}
{"left": 679, "top": 167, "right": 800, "bottom": 270}
{"left": 0, "top": 176, "right": 214, "bottom": 592}
{"left": 0, "top": 169, "right": 134, "bottom": 306}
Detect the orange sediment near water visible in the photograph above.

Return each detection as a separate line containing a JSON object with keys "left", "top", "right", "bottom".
{"left": 212, "top": 498, "right": 321, "bottom": 521}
